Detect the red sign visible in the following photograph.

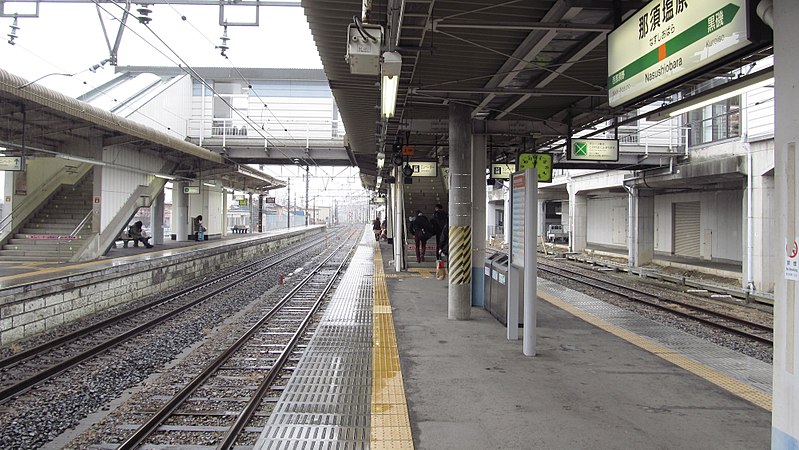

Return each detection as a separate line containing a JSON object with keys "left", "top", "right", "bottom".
{"left": 401, "top": 145, "right": 415, "bottom": 156}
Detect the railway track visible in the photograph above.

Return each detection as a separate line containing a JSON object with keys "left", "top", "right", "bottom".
{"left": 537, "top": 260, "right": 773, "bottom": 346}
{"left": 0, "top": 233, "right": 332, "bottom": 404}
{"left": 116, "top": 230, "right": 357, "bottom": 448}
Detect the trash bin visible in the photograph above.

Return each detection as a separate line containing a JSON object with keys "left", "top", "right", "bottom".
{"left": 488, "top": 255, "right": 523, "bottom": 327}
{"left": 484, "top": 253, "right": 502, "bottom": 316}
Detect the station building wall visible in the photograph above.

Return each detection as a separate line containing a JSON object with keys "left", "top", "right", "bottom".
{"left": 586, "top": 196, "right": 628, "bottom": 247}
{"left": 652, "top": 190, "right": 743, "bottom": 262}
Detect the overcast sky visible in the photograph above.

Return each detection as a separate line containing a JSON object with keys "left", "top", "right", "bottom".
{"left": 0, "top": 3, "right": 322, "bottom": 96}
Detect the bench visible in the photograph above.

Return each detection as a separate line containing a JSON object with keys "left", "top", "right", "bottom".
{"left": 231, "top": 225, "right": 249, "bottom": 234}
{"left": 116, "top": 230, "right": 150, "bottom": 248}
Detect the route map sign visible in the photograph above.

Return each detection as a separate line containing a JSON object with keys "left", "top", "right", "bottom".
{"left": 608, "top": 0, "right": 752, "bottom": 107}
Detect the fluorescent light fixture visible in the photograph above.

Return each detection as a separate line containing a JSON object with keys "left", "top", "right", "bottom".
{"left": 154, "top": 174, "right": 175, "bottom": 180}
{"left": 668, "top": 78, "right": 773, "bottom": 117}
{"left": 377, "top": 152, "right": 385, "bottom": 169}
{"left": 203, "top": 182, "right": 216, "bottom": 187}
{"left": 381, "top": 51, "right": 402, "bottom": 119}
{"left": 59, "top": 154, "right": 108, "bottom": 166}
{"left": 382, "top": 75, "right": 399, "bottom": 119}
{"left": 648, "top": 69, "right": 774, "bottom": 121}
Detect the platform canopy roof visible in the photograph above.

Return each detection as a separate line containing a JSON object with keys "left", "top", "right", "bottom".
{"left": 301, "top": 0, "right": 772, "bottom": 190}
{"left": 0, "top": 67, "right": 285, "bottom": 193}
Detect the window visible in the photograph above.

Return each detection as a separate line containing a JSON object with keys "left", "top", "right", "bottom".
{"left": 686, "top": 95, "right": 740, "bottom": 146}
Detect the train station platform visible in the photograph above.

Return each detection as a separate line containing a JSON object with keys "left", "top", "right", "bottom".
{"left": 257, "top": 229, "right": 771, "bottom": 448}
{"left": 0, "top": 226, "right": 322, "bottom": 289}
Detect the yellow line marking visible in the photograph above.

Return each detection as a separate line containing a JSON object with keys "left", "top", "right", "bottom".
{"left": 372, "top": 242, "right": 414, "bottom": 448}
{"left": 538, "top": 290, "right": 772, "bottom": 411}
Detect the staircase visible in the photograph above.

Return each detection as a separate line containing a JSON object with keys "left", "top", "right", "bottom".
{"left": 403, "top": 173, "right": 448, "bottom": 264}
{"left": 0, "top": 175, "right": 94, "bottom": 261}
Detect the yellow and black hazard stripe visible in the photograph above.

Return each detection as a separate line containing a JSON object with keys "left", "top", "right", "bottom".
{"left": 448, "top": 225, "right": 471, "bottom": 284}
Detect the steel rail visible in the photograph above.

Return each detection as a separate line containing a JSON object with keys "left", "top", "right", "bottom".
{"left": 116, "top": 232, "right": 355, "bottom": 449}
{"left": 0, "top": 235, "right": 329, "bottom": 403}
{"left": 538, "top": 263, "right": 773, "bottom": 345}
{"left": 217, "top": 238, "right": 356, "bottom": 449}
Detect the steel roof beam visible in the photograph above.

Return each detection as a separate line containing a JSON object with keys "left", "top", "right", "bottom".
{"left": 470, "top": 0, "right": 579, "bottom": 117}
{"left": 431, "top": 20, "right": 613, "bottom": 33}
{"left": 413, "top": 87, "right": 605, "bottom": 96}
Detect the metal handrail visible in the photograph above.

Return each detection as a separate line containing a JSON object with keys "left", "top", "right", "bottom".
{"left": 69, "top": 210, "right": 94, "bottom": 238}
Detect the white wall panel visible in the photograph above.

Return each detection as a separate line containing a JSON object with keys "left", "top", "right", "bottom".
{"left": 745, "top": 87, "right": 775, "bottom": 141}
{"left": 99, "top": 146, "right": 167, "bottom": 230}
{"left": 586, "top": 196, "right": 627, "bottom": 246}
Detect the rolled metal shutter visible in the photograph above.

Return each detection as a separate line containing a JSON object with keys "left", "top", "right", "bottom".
{"left": 673, "top": 202, "right": 701, "bottom": 258}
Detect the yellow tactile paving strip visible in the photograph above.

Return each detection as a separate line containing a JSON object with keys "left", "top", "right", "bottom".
{"left": 538, "top": 289, "right": 773, "bottom": 411}
{"left": 371, "top": 244, "right": 415, "bottom": 449}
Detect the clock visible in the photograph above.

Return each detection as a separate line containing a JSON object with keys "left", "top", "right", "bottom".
{"left": 516, "top": 153, "right": 553, "bottom": 182}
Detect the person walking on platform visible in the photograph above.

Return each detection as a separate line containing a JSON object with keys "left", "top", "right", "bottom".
{"left": 431, "top": 204, "right": 448, "bottom": 260}
{"left": 372, "top": 216, "right": 382, "bottom": 241}
{"left": 128, "top": 221, "right": 153, "bottom": 248}
{"left": 410, "top": 210, "right": 434, "bottom": 263}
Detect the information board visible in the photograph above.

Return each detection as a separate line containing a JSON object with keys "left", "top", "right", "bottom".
{"left": 490, "top": 163, "right": 514, "bottom": 180}
{"left": 511, "top": 172, "right": 526, "bottom": 268}
{"left": 410, "top": 161, "right": 437, "bottom": 177}
{"left": 568, "top": 138, "right": 619, "bottom": 161}
{"left": 184, "top": 186, "right": 200, "bottom": 194}
{"left": 0, "top": 157, "right": 23, "bottom": 171}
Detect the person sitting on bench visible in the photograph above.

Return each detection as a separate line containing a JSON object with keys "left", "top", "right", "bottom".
{"left": 128, "top": 221, "right": 153, "bottom": 248}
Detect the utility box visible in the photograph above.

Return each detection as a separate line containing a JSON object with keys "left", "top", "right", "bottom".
{"left": 346, "top": 23, "right": 383, "bottom": 75}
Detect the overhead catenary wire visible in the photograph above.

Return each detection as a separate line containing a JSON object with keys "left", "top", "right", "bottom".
{"left": 95, "top": 0, "right": 320, "bottom": 169}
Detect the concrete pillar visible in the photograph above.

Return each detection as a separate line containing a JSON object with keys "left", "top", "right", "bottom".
{"left": 537, "top": 199, "right": 547, "bottom": 239}
{"left": 173, "top": 181, "right": 188, "bottom": 241}
{"left": 448, "top": 102, "right": 472, "bottom": 320}
{"left": 568, "top": 187, "right": 587, "bottom": 253}
{"left": 1, "top": 174, "right": 13, "bottom": 240}
{"left": 393, "top": 167, "right": 405, "bottom": 272}
{"left": 745, "top": 172, "right": 774, "bottom": 292}
{"left": 628, "top": 188, "right": 655, "bottom": 266}
{"left": 92, "top": 167, "right": 103, "bottom": 234}
{"left": 151, "top": 189, "right": 164, "bottom": 245}
{"left": 222, "top": 191, "right": 228, "bottom": 237}
{"left": 248, "top": 193, "right": 255, "bottom": 232}
{"left": 773, "top": 1, "right": 799, "bottom": 446}
{"left": 471, "top": 120, "right": 487, "bottom": 307}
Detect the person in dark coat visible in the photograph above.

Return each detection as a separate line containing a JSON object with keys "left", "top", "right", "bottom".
{"left": 372, "top": 216, "right": 382, "bottom": 241}
{"left": 410, "top": 210, "right": 433, "bottom": 263}
{"left": 128, "top": 221, "right": 153, "bottom": 248}
{"left": 431, "top": 204, "right": 448, "bottom": 260}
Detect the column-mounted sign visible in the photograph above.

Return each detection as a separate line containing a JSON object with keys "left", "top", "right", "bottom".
{"left": 184, "top": 186, "right": 200, "bottom": 194}
{"left": 410, "top": 161, "right": 437, "bottom": 177}
{"left": 568, "top": 138, "right": 619, "bottom": 162}
{"left": 490, "top": 163, "right": 514, "bottom": 180}
{"left": 608, "top": 0, "right": 762, "bottom": 107}
{"left": 265, "top": 197, "right": 276, "bottom": 203}
{"left": 0, "top": 156, "right": 24, "bottom": 171}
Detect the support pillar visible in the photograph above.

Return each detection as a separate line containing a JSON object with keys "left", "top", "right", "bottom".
{"left": 628, "top": 188, "right": 654, "bottom": 266}
{"left": 448, "top": 102, "right": 472, "bottom": 320}
{"left": 151, "top": 189, "right": 164, "bottom": 245}
{"left": 471, "top": 120, "right": 487, "bottom": 307}
{"left": 393, "top": 167, "right": 405, "bottom": 272}
{"left": 568, "top": 187, "right": 587, "bottom": 253}
{"left": 773, "top": 1, "right": 799, "bottom": 446}
{"left": 173, "top": 181, "right": 188, "bottom": 241}
{"left": 222, "top": 191, "right": 228, "bottom": 237}
{"left": 746, "top": 172, "right": 774, "bottom": 293}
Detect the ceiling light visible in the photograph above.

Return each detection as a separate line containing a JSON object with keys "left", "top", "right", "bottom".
{"left": 667, "top": 77, "right": 773, "bottom": 117}
{"left": 381, "top": 51, "right": 402, "bottom": 119}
